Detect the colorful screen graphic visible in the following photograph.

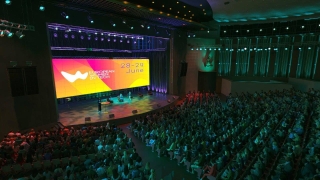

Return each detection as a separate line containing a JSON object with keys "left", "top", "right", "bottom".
{"left": 52, "top": 58, "right": 150, "bottom": 98}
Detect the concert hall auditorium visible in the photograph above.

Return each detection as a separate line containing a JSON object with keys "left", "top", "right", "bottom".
{"left": 1, "top": 0, "right": 320, "bottom": 179}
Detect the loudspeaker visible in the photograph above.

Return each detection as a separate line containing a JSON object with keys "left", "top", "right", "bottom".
{"left": 85, "top": 117, "right": 91, "bottom": 123}
{"left": 24, "top": 67, "right": 39, "bottom": 95}
{"left": 132, "top": 110, "right": 138, "bottom": 114}
{"left": 7, "top": 68, "right": 25, "bottom": 97}
{"left": 109, "top": 114, "right": 115, "bottom": 118}
{"left": 180, "top": 62, "right": 188, "bottom": 77}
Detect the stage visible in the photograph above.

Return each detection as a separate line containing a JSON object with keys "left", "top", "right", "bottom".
{"left": 58, "top": 92, "right": 179, "bottom": 126}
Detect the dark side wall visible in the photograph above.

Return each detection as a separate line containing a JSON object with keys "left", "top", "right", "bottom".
{"left": 0, "top": 4, "right": 57, "bottom": 134}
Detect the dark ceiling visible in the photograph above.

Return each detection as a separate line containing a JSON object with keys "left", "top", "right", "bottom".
{"left": 44, "top": 0, "right": 216, "bottom": 30}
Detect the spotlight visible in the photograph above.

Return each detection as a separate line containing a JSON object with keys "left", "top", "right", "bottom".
{"left": 193, "top": 34, "right": 196, "bottom": 37}
{"left": 273, "top": 28, "right": 276, "bottom": 30}
{"left": 64, "top": 34, "right": 68, "bottom": 38}
{"left": 113, "top": 39, "right": 116, "bottom": 42}
{"left": 95, "top": 37, "right": 98, "bottom": 41}
{"left": 224, "top": 30, "right": 226, "bottom": 33}
{"left": 147, "top": 26, "right": 150, "bottom": 29}
{"left": 188, "top": 35, "right": 190, "bottom": 38}
{"left": 15, "top": 31, "right": 24, "bottom": 39}
{"left": 122, "top": 20, "right": 126, "bottom": 24}
{"left": 4, "top": 30, "right": 13, "bottom": 37}
{"left": 130, "top": 26, "right": 134, "bottom": 29}
{"left": 80, "top": 35, "right": 84, "bottom": 39}
{"left": 127, "top": 40, "right": 130, "bottom": 43}
{"left": 120, "top": 39, "right": 123, "bottom": 43}
{"left": 260, "top": 29, "right": 262, "bottom": 32}
{"left": 5, "top": 0, "right": 11, "bottom": 5}
{"left": 236, "top": 30, "right": 239, "bottom": 33}
{"left": 87, "top": 36, "right": 91, "bottom": 40}
{"left": 39, "top": 4, "right": 45, "bottom": 11}
{"left": 71, "top": 34, "right": 75, "bottom": 39}
{"left": 301, "top": 25, "right": 304, "bottom": 28}
{"left": 247, "top": 30, "right": 249, "bottom": 32}
{"left": 107, "top": 38, "right": 110, "bottom": 42}
{"left": 88, "top": 16, "right": 94, "bottom": 23}
{"left": 101, "top": 37, "right": 104, "bottom": 41}
{"left": 61, "top": 12, "right": 69, "bottom": 19}
{"left": 0, "top": 30, "right": 4, "bottom": 37}
{"left": 141, "top": 24, "right": 145, "bottom": 28}
{"left": 110, "top": 21, "right": 116, "bottom": 27}
{"left": 286, "top": 27, "right": 289, "bottom": 30}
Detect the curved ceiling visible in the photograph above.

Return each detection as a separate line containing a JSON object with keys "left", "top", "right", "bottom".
{"left": 207, "top": 0, "right": 320, "bottom": 24}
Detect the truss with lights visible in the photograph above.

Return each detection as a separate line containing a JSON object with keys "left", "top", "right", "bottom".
{"left": 0, "top": 19, "right": 35, "bottom": 39}
{"left": 48, "top": 23, "right": 169, "bottom": 52}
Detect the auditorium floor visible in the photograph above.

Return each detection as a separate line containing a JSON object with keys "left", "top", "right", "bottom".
{"left": 120, "top": 124, "right": 198, "bottom": 180}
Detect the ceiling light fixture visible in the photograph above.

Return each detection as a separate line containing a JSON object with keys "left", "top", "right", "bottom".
{"left": 110, "top": 21, "right": 116, "bottom": 27}
{"left": 260, "top": 29, "right": 262, "bottom": 32}
{"left": 88, "top": 16, "right": 94, "bottom": 23}
{"left": 286, "top": 27, "right": 289, "bottom": 30}
{"left": 122, "top": 20, "right": 126, "bottom": 24}
{"left": 273, "top": 28, "right": 276, "bottom": 31}
{"left": 5, "top": 0, "right": 11, "bottom": 5}
{"left": 247, "top": 30, "right": 250, "bottom": 32}
{"left": 39, "top": 4, "right": 45, "bottom": 11}
{"left": 61, "top": 12, "right": 69, "bottom": 19}
{"left": 301, "top": 26, "right": 304, "bottom": 28}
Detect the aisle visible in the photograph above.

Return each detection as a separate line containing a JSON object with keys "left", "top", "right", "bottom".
{"left": 120, "top": 124, "right": 198, "bottom": 180}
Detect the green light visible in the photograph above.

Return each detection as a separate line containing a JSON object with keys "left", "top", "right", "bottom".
{"left": 5, "top": 0, "right": 11, "bottom": 5}
{"left": 39, "top": 5, "right": 45, "bottom": 11}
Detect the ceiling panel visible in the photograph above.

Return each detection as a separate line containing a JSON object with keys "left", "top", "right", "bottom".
{"left": 207, "top": 0, "right": 320, "bottom": 24}
{"left": 45, "top": 0, "right": 212, "bottom": 30}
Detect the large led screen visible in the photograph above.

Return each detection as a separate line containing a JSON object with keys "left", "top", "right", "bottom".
{"left": 52, "top": 58, "right": 150, "bottom": 98}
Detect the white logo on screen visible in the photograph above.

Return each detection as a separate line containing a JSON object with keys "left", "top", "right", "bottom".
{"left": 61, "top": 71, "right": 88, "bottom": 83}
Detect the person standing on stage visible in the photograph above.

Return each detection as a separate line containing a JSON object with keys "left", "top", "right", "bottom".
{"left": 128, "top": 91, "right": 132, "bottom": 101}
{"left": 98, "top": 98, "right": 102, "bottom": 112}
